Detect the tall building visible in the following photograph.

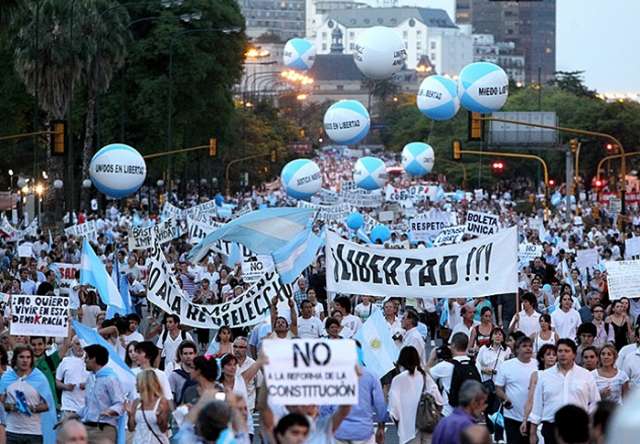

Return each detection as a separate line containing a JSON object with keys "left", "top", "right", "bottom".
{"left": 240, "top": 0, "right": 306, "bottom": 41}
{"left": 473, "top": 34, "right": 525, "bottom": 85}
{"left": 314, "top": 7, "right": 473, "bottom": 74}
{"left": 456, "top": 0, "right": 556, "bottom": 83}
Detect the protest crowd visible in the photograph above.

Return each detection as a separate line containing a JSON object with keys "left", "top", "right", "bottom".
{"left": 0, "top": 147, "right": 639, "bottom": 444}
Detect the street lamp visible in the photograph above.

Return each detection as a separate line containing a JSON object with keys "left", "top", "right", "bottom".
{"left": 82, "top": 179, "right": 92, "bottom": 188}
{"left": 53, "top": 180, "right": 64, "bottom": 189}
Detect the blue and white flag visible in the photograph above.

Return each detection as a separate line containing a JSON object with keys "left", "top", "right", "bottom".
{"left": 189, "top": 207, "right": 315, "bottom": 262}
{"left": 354, "top": 309, "right": 398, "bottom": 379}
{"left": 72, "top": 321, "right": 135, "bottom": 444}
{"left": 79, "top": 239, "right": 125, "bottom": 309}
{"left": 272, "top": 228, "right": 324, "bottom": 284}
{"left": 106, "top": 262, "right": 133, "bottom": 319}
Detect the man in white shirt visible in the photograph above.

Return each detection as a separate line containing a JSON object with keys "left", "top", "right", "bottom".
{"left": 155, "top": 314, "right": 194, "bottom": 370}
{"left": 335, "top": 296, "right": 362, "bottom": 337}
{"left": 133, "top": 341, "right": 174, "bottom": 408}
{"left": 551, "top": 294, "right": 582, "bottom": 340}
{"left": 297, "top": 300, "right": 324, "bottom": 339}
{"left": 401, "top": 310, "right": 426, "bottom": 366}
{"left": 495, "top": 336, "right": 538, "bottom": 444}
{"left": 451, "top": 304, "right": 478, "bottom": 338}
{"left": 382, "top": 299, "right": 404, "bottom": 347}
{"left": 616, "top": 325, "right": 640, "bottom": 388}
{"left": 55, "top": 336, "right": 90, "bottom": 414}
{"left": 233, "top": 337, "right": 262, "bottom": 411}
{"left": 529, "top": 338, "right": 599, "bottom": 444}
{"left": 510, "top": 292, "right": 541, "bottom": 337}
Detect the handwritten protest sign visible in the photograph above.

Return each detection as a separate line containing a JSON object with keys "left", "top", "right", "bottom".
{"left": 518, "top": 243, "right": 543, "bottom": 266}
{"left": 625, "top": 237, "right": 640, "bottom": 260}
{"left": 410, "top": 209, "right": 451, "bottom": 242}
{"left": 11, "top": 294, "right": 69, "bottom": 337}
{"left": 464, "top": 211, "right": 499, "bottom": 236}
{"left": 128, "top": 217, "right": 181, "bottom": 250}
{"left": 53, "top": 263, "right": 81, "bottom": 295}
{"left": 432, "top": 225, "right": 465, "bottom": 246}
{"left": 242, "top": 255, "right": 275, "bottom": 282}
{"left": 64, "top": 220, "right": 97, "bottom": 238}
{"left": 576, "top": 248, "right": 600, "bottom": 276}
{"left": 606, "top": 260, "right": 640, "bottom": 300}
{"left": 262, "top": 338, "right": 358, "bottom": 405}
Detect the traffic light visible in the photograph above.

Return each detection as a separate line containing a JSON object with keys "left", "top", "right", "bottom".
{"left": 209, "top": 138, "right": 217, "bottom": 157}
{"left": 270, "top": 149, "right": 278, "bottom": 163}
{"left": 491, "top": 161, "right": 505, "bottom": 174}
{"left": 452, "top": 139, "right": 462, "bottom": 161}
{"left": 569, "top": 139, "right": 579, "bottom": 153}
{"left": 50, "top": 120, "right": 66, "bottom": 156}
{"left": 605, "top": 143, "right": 617, "bottom": 153}
{"left": 468, "top": 112, "right": 484, "bottom": 142}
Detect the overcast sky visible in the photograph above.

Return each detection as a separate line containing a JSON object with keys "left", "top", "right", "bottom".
{"left": 388, "top": 0, "right": 640, "bottom": 93}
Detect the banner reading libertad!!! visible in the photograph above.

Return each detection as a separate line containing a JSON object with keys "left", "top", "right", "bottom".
{"left": 147, "top": 246, "right": 292, "bottom": 328}
{"left": 326, "top": 227, "right": 518, "bottom": 299}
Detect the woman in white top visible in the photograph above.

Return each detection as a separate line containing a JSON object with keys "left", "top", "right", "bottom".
{"left": 389, "top": 346, "right": 443, "bottom": 444}
{"left": 530, "top": 314, "right": 559, "bottom": 353}
{"left": 592, "top": 344, "right": 629, "bottom": 405}
{"left": 125, "top": 369, "right": 170, "bottom": 444}
{"left": 521, "top": 343, "right": 557, "bottom": 437}
{"left": 476, "top": 327, "right": 508, "bottom": 382}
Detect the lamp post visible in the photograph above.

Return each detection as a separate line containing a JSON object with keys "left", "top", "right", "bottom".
{"left": 166, "top": 26, "right": 241, "bottom": 151}
{"left": 53, "top": 179, "right": 63, "bottom": 223}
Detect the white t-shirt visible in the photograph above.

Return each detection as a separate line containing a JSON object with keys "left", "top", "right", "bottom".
{"left": 354, "top": 303, "right": 376, "bottom": 322}
{"left": 429, "top": 355, "right": 470, "bottom": 416}
{"left": 551, "top": 308, "right": 582, "bottom": 339}
{"left": 311, "top": 302, "right": 324, "bottom": 319}
{"left": 55, "top": 356, "right": 90, "bottom": 412}
{"left": 132, "top": 367, "right": 173, "bottom": 401}
{"left": 592, "top": 369, "right": 629, "bottom": 405}
{"left": 5, "top": 378, "right": 44, "bottom": 434}
{"left": 517, "top": 310, "right": 541, "bottom": 337}
{"left": 495, "top": 358, "right": 538, "bottom": 421}
{"left": 341, "top": 314, "right": 363, "bottom": 336}
{"left": 156, "top": 330, "right": 194, "bottom": 366}
{"left": 297, "top": 316, "right": 324, "bottom": 339}
{"left": 123, "top": 331, "right": 144, "bottom": 348}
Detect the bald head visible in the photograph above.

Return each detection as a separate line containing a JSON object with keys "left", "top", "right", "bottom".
{"left": 56, "top": 419, "right": 88, "bottom": 444}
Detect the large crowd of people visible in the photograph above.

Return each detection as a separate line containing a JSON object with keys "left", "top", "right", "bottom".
{"left": 0, "top": 148, "right": 638, "bottom": 444}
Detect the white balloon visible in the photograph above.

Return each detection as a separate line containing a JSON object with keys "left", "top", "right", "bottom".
{"left": 89, "top": 144, "right": 147, "bottom": 199}
{"left": 353, "top": 26, "right": 406, "bottom": 80}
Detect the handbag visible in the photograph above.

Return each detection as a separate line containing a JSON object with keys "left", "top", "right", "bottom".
{"left": 483, "top": 349, "right": 502, "bottom": 412}
{"left": 415, "top": 373, "right": 443, "bottom": 433}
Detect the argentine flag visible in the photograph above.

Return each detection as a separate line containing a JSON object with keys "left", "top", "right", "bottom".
{"left": 354, "top": 309, "right": 399, "bottom": 379}
{"left": 272, "top": 227, "right": 325, "bottom": 284}
{"left": 80, "top": 239, "right": 125, "bottom": 309}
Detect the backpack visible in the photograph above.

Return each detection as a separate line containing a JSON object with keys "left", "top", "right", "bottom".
{"left": 415, "top": 374, "right": 442, "bottom": 433}
{"left": 159, "top": 330, "right": 188, "bottom": 370}
{"left": 448, "top": 358, "right": 481, "bottom": 407}
{"left": 174, "top": 368, "right": 197, "bottom": 405}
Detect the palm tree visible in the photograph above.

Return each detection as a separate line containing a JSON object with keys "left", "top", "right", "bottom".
{"left": 74, "top": 0, "right": 129, "bottom": 209}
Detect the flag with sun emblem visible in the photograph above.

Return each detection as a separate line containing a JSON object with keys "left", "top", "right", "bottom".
{"left": 354, "top": 309, "right": 399, "bottom": 378}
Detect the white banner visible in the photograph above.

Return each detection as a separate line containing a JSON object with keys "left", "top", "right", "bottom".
{"left": 242, "top": 255, "right": 275, "bottom": 282}
{"left": 128, "top": 217, "right": 181, "bottom": 250}
{"left": 576, "top": 248, "right": 600, "bottom": 276}
{"left": 518, "top": 243, "right": 543, "bottom": 266}
{"left": 262, "top": 338, "right": 358, "bottom": 405}
{"left": 10, "top": 294, "right": 69, "bottom": 337}
{"left": 606, "top": 260, "right": 640, "bottom": 300}
{"left": 410, "top": 209, "right": 451, "bottom": 242}
{"left": 326, "top": 227, "right": 518, "bottom": 299}
{"left": 432, "top": 225, "right": 465, "bottom": 247}
{"left": 339, "top": 181, "right": 382, "bottom": 208}
{"left": 64, "top": 220, "right": 97, "bottom": 238}
{"left": 162, "top": 202, "right": 184, "bottom": 219}
{"left": 297, "top": 201, "right": 351, "bottom": 225}
{"left": 147, "top": 246, "right": 291, "bottom": 328}
{"left": 625, "top": 237, "right": 640, "bottom": 260}
{"left": 53, "top": 263, "right": 81, "bottom": 295}
{"left": 384, "top": 184, "right": 440, "bottom": 204}
{"left": 464, "top": 211, "right": 499, "bottom": 236}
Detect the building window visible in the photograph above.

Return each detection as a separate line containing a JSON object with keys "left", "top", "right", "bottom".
{"left": 350, "top": 32, "right": 355, "bottom": 39}
{"left": 403, "top": 31, "right": 408, "bottom": 39}
{"left": 322, "top": 43, "right": 327, "bottom": 50}
{"left": 322, "top": 32, "right": 327, "bottom": 39}
{"left": 350, "top": 42, "right": 354, "bottom": 49}
{"left": 430, "top": 53, "right": 436, "bottom": 61}
{"left": 337, "top": 85, "right": 344, "bottom": 90}
{"left": 430, "top": 41, "right": 436, "bottom": 50}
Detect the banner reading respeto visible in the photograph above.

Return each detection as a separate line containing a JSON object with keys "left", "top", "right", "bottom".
{"left": 146, "top": 245, "right": 292, "bottom": 328}
{"left": 325, "top": 227, "right": 518, "bottom": 299}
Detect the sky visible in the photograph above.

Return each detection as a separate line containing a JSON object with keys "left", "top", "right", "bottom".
{"left": 387, "top": 0, "right": 640, "bottom": 93}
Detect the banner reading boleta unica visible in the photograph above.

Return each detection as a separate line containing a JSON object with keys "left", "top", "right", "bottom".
{"left": 325, "top": 226, "right": 518, "bottom": 299}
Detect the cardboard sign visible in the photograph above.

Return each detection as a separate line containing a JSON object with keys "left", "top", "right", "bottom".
{"left": 384, "top": 184, "right": 439, "bottom": 203}
{"left": 410, "top": 210, "right": 451, "bottom": 242}
{"left": 241, "top": 255, "right": 275, "bottom": 282}
{"left": 53, "top": 263, "right": 81, "bottom": 295}
{"left": 518, "top": 243, "right": 543, "bottom": 266}
{"left": 64, "top": 220, "right": 97, "bottom": 238}
{"left": 262, "top": 339, "right": 358, "bottom": 405}
{"left": 464, "top": 211, "right": 499, "bottom": 236}
{"left": 128, "top": 217, "right": 181, "bottom": 250}
{"left": 576, "top": 248, "right": 600, "bottom": 276}
{"left": 10, "top": 294, "right": 69, "bottom": 337}
{"left": 625, "top": 237, "right": 640, "bottom": 260}
{"left": 606, "top": 260, "right": 640, "bottom": 300}
{"left": 432, "top": 225, "right": 465, "bottom": 246}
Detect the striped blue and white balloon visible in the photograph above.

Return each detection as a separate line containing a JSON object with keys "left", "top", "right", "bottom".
{"left": 323, "top": 100, "right": 370, "bottom": 145}
{"left": 283, "top": 38, "right": 316, "bottom": 71}
{"left": 402, "top": 142, "right": 434, "bottom": 177}
{"left": 353, "top": 156, "right": 386, "bottom": 190}
{"left": 280, "top": 159, "right": 322, "bottom": 200}
{"left": 417, "top": 75, "right": 460, "bottom": 121}
{"left": 458, "top": 62, "right": 509, "bottom": 113}
{"left": 89, "top": 143, "right": 146, "bottom": 198}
